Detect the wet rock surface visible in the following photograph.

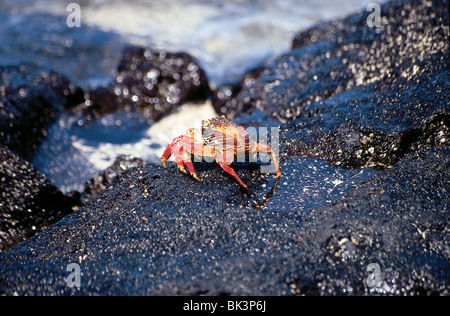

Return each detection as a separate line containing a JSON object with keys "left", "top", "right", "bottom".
{"left": 211, "top": 66, "right": 265, "bottom": 118}
{"left": 216, "top": 0, "right": 449, "bottom": 169}
{"left": 0, "top": 65, "right": 84, "bottom": 252}
{"left": 0, "top": 146, "right": 80, "bottom": 253}
{"left": 279, "top": 67, "right": 449, "bottom": 169}
{"left": 0, "top": 148, "right": 448, "bottom": 295}
{"left": 0, "top": 64, "right": 84, "bottom": 160}
{"left": 220, "top": 0, "right": 448, "bottom": 122}
{"left": 82, "top": 155, "right": 146, "bottom": 201}
{"left": 0, "top": 0, "right": 449, "bottom": 295}
{"left": 81, "top": 46, "right": 211, "bottom": 122}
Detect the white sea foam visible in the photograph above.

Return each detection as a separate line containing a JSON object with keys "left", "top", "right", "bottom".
{"left": 71, "top": 101, "right": 217, "bottom": 171}
{"left": 81, "top": 0, "right": 382, "bottom": 85}
{"left": 3, "top": 0, "right": 384, "bottom": 86}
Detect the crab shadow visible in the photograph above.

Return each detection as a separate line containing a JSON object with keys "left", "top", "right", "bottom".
{"left": 183, "top": 160, "right": 281, "bottom": 210}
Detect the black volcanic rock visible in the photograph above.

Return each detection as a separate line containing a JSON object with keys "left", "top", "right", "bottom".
{"left": 0, "top": 146, "right": 80, "bottom": 253}
{"left": 292, "top": 147, "right": 450, "bottom": 295}
{"left": 0, "top": 148, "right": 448, "bottom": 295}
{"left": 211, "top": 66, "right": 265, "bottom": 118}
{"left": 83, "top": 46, "right": 211, "bottom": 121}
{"left": 218, "top": 0, "right": 449, "bottom": 169}
{"left": 279, "top": 64, "right": 449, "bottom": 169}
{"left": 0, "top": 64, "right": 84, "bottom": 160}
{"left": 0, "top": 0, "right": 449, "bottom": 296}
{"left": 0, "top": 65, "right": 85, "bottom": 252}
{"left": 225, "top": 0, "right": 449, "bottom": 122}
{"left": 83, "top": 155, "right": 146, "bottom": 201}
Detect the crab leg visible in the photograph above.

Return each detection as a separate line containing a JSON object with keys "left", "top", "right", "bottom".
{"left": 176, "top": 146, "right": 203, "bottom": 183}
{"left": 161, "top": 147, "right": 171, "bottom": 169}
{"left": 256, "top": 143, "right": 282, "bottom": 178}
{"left": 161, "top": 134, "right": 214, "bottom": 183}
{"left": 217, "top": 162, "right": 248, "bottom": 189}
{"left": 161, "top": 135, "right": 183, "bottom": 168}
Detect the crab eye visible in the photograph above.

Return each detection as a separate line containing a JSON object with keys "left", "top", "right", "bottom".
{"left": 189, "top": 129, "right": 204, "bottom": 143}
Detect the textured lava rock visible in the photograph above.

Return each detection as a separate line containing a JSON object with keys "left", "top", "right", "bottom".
{"left": 0, "top": 148, "right": 448, "bottom": 295}
{"left": 211, "top": 66, "right": 265, "bottom": 118}
{"left": 291, "top": 148, "right": 450, "bottom": 295}
{"left": 216, "top": 0, "right": 449, "bottom": 169}
{"left": 0, "top": 146, "right": 80, "bottom": 253}
{"left": 82, "top": 46, "right": 210, "bottom": 121}
{"left": 279, "top": 64, "right": 449, "bottom": 169}
{"left": 0, "top": 64, "right": 84, "bottom": 252}
{"left": 0, "top": 64, "right": 84, "bottom": 160}
{"left": 223, "top": 0, "right": 448, "bottom": 121}
{"left": 0, "top": 0, "right": 449, "bottom": 296}
{"left": 83, "top": 155, "right": 146, "bottom": 201}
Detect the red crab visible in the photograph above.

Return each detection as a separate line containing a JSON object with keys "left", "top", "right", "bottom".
{"left": 161, "top": 116, "right": 281, "bottom": 189}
